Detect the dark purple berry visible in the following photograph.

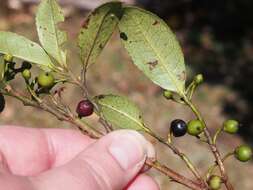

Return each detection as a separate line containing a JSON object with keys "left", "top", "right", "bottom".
{"left": 171, "top": 119, "right": 187, "bottom": 137}
{"left": 0, "top": 93, "right": 5, "bottom": 113}
{"left": 76, "top": 99, "right": 94, "bottom": 117}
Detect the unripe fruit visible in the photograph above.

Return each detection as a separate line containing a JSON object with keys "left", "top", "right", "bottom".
{"left": 223, "top": 119, "right": 239, "bottom": 134}
{"left": 194, "top": 74, "right": 204, "bottom": 84}
{"left": 4, "top": 54, "right": 13, "bottom": 62}
{"left": 22, "top": 69, "right": 31, "bottom": 80}
{"left": 76, "top": 99, "right": 94, "bottom": 117}
{"left": 0, "top": 93, "right": 5, "bottom": 113}
{"left": 235, "top": 145, "right": 252, "bottom": 162}
{"left": 208, "top": 175, "right": 222, "bottom": 190}
{"left": 37, "top": 72, "right": 55, "bottom": 88}
{"left": 21, "top": 61, "right": 32, "bottom": 70}
{"left": 163, "top": 90, "right": 173, "bottom": 99}
{"left": 171, "top": 119, "right": 187, "bottom": 137}
{"left": 187, "top": 119, "right": 204, "bottom": 136}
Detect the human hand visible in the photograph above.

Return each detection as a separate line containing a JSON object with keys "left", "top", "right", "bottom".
{"left": 0, "top": 126, "right": 159, "bottom": 190}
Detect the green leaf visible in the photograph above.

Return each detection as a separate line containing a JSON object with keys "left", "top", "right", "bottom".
{"left": 95, "top": 94, "right": 148, "bottom": 132}
{"left": 0, "top": 32, "right": 53, "bottom": 69}
{"left": 36, "top": 0, "right": 67, "bottom": 65}
{"left": 118, "top": 7, "right": 186, "bottom": 95}
{"left": 78, "top": 2, "right": 122, "bottom": 68}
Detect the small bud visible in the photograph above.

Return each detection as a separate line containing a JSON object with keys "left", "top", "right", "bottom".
{"left": 4, "top": 54, "right": 13, "bottom": 62}
{"left": 234, "top": 145, "right": 252, "bottom": 162}
{"left": 208, "top": 175, "right": 222, "bottom": 190}
{"left": 163, "top": 90, "right": 173, "bottom": 99}
{"left": 194, "top": 74, "right": 204, "bottom": 84}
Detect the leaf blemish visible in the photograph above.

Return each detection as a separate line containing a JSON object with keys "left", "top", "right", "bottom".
{"left": 177, "top": 71, "right": 186, "bottom": 81}
{"left": 92, "top": 10, "right": 98, "bottom": 16}
{"left": 146, "top": 60, "right": 158, "bottom": 70}
{"left": 120, "top": 32, "right": 128, "bottom": 41}
{"left": 152, "top": 20, "right": 159, "bottom": 26}
{"left": 82, "top": 17, "right": 90, "bottom": 29}
{"left": 97, "top": 95, "right": 105, "bottom": 99}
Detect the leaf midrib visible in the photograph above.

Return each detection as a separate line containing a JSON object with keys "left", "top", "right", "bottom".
{"left": 48, "top": 0, "right": 63, "bottom": 63}
{"left": 82, "top": 9, "right": 116, "bottom": 67}
{"left": 99, "top": 101, "right": 144, "bottom": 128}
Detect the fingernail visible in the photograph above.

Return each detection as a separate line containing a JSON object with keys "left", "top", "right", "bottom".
{"left": 108, "top": 131, "right": 148, "bottom": 170}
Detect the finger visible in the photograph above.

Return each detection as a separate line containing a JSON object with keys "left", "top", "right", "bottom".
{"left": 126, "top": 174, "right": 160, "bottom": 190}
{"left": 31, "top": 130, "right": 156, "bottom": 190}
{"left": 0, "top": 126, "right": 95, "bottom": 176}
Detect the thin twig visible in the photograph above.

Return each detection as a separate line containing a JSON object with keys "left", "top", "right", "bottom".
{"left": 146, "top": 159, "right": 205, "bottom": 190}
{"left": 183, "top": 96, "right": 234, "bottom": 190}
{"left": 147, "top": 130, "right": 204, "bottom": 184}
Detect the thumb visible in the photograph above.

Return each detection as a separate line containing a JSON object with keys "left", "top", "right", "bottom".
{"left": 32, "top": 130, "right": 156, "bottom": 190}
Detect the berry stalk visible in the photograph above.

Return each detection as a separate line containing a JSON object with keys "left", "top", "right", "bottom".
{"left": 183, "top": 96, "right": 234, "bottom": 190}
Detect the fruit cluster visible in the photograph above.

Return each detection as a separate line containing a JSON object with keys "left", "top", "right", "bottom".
{"left": 170, "top": 118, "right": 252, "bottom": 162}
{"left": 170, "top": 119, "right": 205, "bottom": 137}
{"left": 3, "top": 54, "right": 55, "bottom": 88}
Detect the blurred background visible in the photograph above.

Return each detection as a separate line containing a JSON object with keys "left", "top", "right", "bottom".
{"left": 0, "top": 0, "right": 253, "bottom": 189}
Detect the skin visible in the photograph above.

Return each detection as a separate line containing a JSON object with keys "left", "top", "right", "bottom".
{"left": 0, "top": 126, "right": 159, "bottom": 190}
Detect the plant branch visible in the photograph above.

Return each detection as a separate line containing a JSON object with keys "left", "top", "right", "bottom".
{"left": 1, "top": 86, "right": 207, "bottom": 190}
{"left": 146, "top": 159, "right": 205, "bottom": 190}
{"left": 183, "top": 96, "right": 234, "bottom": 190}
{"left": 2, "top": 85, "right": 102, "bottom": 138}
{"left": 205, "top": 151, "right": 234, "bottom": 180}
{"left": 146, "top": 129, "right": 204, "bottom": 184}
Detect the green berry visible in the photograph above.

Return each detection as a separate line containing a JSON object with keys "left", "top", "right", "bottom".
{"left": 163, "top": 90, "right": 173, "bottom": 99}
{"left": 22, "top": 69, "right": 31, "bottom": 80}
{"left": 235, "top": 145, "right": 252, "bottom": 162}
{"left": 208, "top": 175, "right": 222, "bottom": 190}
{"left": 194, "top": 74, "right": 204, "bottom": 84}
{"left": 223, "top": 119, "right": 239, "bottom": 134}
{"left": 37, "top": 72, "right": 55, "bottom": 88}
{"left": 4, "top": 54, "right": 13, "bottom": 62}
{"left": 187, "top": 119, "right": 205, "bottom": 136}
